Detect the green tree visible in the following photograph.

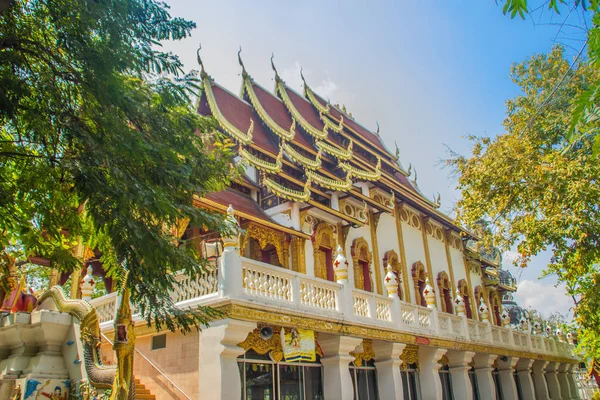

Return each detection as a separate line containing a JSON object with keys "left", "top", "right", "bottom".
{"left": 0, "top": 0, "right": 235, "bottom": 331}
{"left": 448, "top": 46, "right": 600, "bottom": 360}
{"left": 498, "top": 0, "right": 600, "bottom": 149}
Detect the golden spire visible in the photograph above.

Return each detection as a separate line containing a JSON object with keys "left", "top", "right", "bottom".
{"left": 238, "top": 45, "right": 247, "bottom": 77}
{"left": 197, "top": 43, "right": 206, "bottom": 77}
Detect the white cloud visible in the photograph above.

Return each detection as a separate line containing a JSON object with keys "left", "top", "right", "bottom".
{"left": 280, "top": 61, "right": 338, "bottom": 99}
{"left": 514, "top": 280, "right": 573, "bottom": 319}
{"left": 502, "top": 250, "right": 520, "bottom": 266}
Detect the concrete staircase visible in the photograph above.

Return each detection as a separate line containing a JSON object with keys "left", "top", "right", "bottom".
{"left": 134, "top": 377, "right": 156, "bottom": 400}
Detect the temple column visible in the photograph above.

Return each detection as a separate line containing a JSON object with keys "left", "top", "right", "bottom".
{"left": 473, "top": 353, "right": 498, "bottom": 400}
{"left": 418, "top": 346, "right": 447, "bottom": 400}
{"left": 319, "top": 334, "right": 362, "bottom": 400}
{"left": 532, "top": 360, "right": 551, "bottom": 400}
{"left": 447, "top": 350, "right": 476, "bottom": 400}
{"left": 567, "top": 365, "right": 580, "bottom": 400}
{"left": 497, "top": 356, "right": 519, "bottom": 400}
{"left": 198, "top": 319, "right": 256, "bottom": 400}
{"left": 373, "top": 341, "right": 406, "bottom": 400}
{"left": 515, "top": 358, "right": 537, "bottom": 400}
{"left": 557, "top": 363, "right": 572, "bottom": 399}
{"left": 545, "top": 362, "right": 563, "bottom": 400}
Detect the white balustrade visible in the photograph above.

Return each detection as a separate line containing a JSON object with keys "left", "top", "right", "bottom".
{"left": 374, "top": 296, "right": 392, "bottom": 322}
{"left": 91, "top": 292, "right": 118, "bottom": 324}
{"left": 353, "top": 291, "right": 370, "bottom": 318}
{"left": 86, "top": 253, "right": 576, "bottom": 361}
{"left": 242, "top": 261, "right": 293, "bottom": 302}
{"left": 299, "top": 278, "right": 338, "bottom": 311}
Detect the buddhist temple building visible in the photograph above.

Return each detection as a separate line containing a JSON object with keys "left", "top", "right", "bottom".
{"left": 82, "top": 49, "right": 584, "bottom": 400}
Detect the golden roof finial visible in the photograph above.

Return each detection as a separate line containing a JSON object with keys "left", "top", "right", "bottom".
{"left": 270, "top": 53, "right": 280, "bottom": 80}
{"left": 376, "top": 121, "right": 380, "bottom": 136}
{"left": 300, "top": 66, "right": 307, "bottom": 87}
{"left": 394, "top": 141, "right": 400, "bottom": 158}
{"left": 407, "top": 163, "right": 412, "bottom": 177}
{"left": 237, "top": 45, "right": 247, "bottom": 76}
{"left": 196, "top": 43, "right": 205, "bottom": 75}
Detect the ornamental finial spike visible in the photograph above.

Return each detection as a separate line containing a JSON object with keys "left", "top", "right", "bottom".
{"left": 375, "top": 121, "right": 380, "bottom": 136}
{"left": 237, "top": 46, "right": 246, "bottom": 75}
{"left": 394, "top": 141, "right": 400, "bottom": 158}
{"left": 478, "top": 296, "right": 490, "bottom": 323}
{"left": 384, "top": 265, "right": 399, "bottom": 298}
{"left": 196, "top": 43, "right": 205, "bottom": 73}
{"left": 270, "top": 53, "right": 280, "bottom": 79}
{"left": 333, "top": 245, "right": 349, "bottom": 284}
{"left": 227, "top": 204, "right": 235, "bottom": 218}
{"left": 407, "top": 163, "right": 412, "bottom": 177}
{"left": 300, "top": 66, "right": 307, "bottom": 86}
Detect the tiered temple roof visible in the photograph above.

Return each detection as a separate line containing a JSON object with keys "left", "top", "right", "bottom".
{"left": 197, "top": 48, "right": 462, "bottom": 233}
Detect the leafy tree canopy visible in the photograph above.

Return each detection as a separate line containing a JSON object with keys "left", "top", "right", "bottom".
{"left": 0, "top": 0, "right": 235, "bottom": 331}
{"left": 449, "top": 46, "right": 600, "bottom": 360}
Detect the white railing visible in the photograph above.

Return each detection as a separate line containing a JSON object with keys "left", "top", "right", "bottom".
{"left": 88, "top": 252, "right": 576, "bottom": 361}
{"left": 352, "top": 290, "right": 370, "bottom": 318}
{"left": 299, "top": 277, "right": 338, "bottom": 311}
{"left": 242, "top": 261, "right": 293, "bottom": 302}
{"left": 91, "top": 292, "right": 118, "bottom": 324}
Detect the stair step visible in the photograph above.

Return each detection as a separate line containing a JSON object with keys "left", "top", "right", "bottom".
{"left": 136, "top": 395, "right": 155, "bottom": 400}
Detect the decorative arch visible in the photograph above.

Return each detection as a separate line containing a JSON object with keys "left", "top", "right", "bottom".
{"left": 412, "top": 261, "right": 427, "bottom": 307}
{"left": 457, "top": 279, "right": 473, "bottom": 319}
{"left": 383, "top": 250, "right": 403, "bottom": 300}
{"left": 351, "top": 237, "right": 373, "bottom": 292}
{"left": 240, "top": 222, "right": 289, "bottom": 268}
{"left": 312, "top": 222, "right": 336, "bottom": 281}
{"left": 437, "top": 271, "right": 453, "bottom": 314}
{"left": 489, "top": 289, "right": 503, "bottom": 326}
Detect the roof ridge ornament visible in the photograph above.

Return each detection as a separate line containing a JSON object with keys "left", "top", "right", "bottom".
{"left": 394, "top": 141, "right": 400, "bottom": 159}
{"left": 271, "top": 53, "right": 281, "bottom": 81}
{"left": 197, "top": 43, "right": 208, "bottom": 79}
{"left": 237, "top": 46, "right": 247, "bottom": 77}
{"left": 376, "top": 121, "right": 380, "bottom": 137}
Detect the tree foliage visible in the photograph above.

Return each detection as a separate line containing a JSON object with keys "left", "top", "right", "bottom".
{"left": 498, "top": 0, "right": 600, "bottom": 151}
{"left": 449, "top": 46, "right": 600, "bottom": 360}
{"left": 0, "top": 0, "right": 235, "bottom": 331}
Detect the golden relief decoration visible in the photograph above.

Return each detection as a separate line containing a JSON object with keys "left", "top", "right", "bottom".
{"left": 350, "top": 339, "right": 376, "bottom": 367}
{"left": 412, "top": 261, "right": 427, "bottom": 306}
{"left": 282, "top": 142, "right": 322, "bottom": 170}
{"left": 351, "top": 237, "right": 373, "bottom": 292}
{"left": 315, "top": 139, "right": 353, "bottom": 161}
{"left": 306, "top": 169, "right": 353, "bottom": 191}
{"left": 320, "top": 111, "right": 344, "bottom": 133}
{"left": 239, "top": 50, "right": 296, "bottom": 142}
{"left": 238, "top": 144, "right": 282, "bottom": 173}
{"left": 240, "top": 222, "right": 289, "bottom": 268}
{"left": 400, "top": 344, "right": 420, "bottom": 370}
{"left": 223, "top": 304, "right": 577, "bottom": 365}
{"left": 291, "top": 237, "right": 306, "bottom": 274}
{"left": 263, "top": 175, "right": 311, "bottom": 202}
{"left": 313, "top": 223, "right": 336, "bottom": 280}
{"left": 198, "top": 48, "right": 253, "bottom": 145}
{"left": 238, "top": 328, "right": 284, "bottom": 362}
{"left": 339, "top": 158, "right": 381, "bottom": 181}
{"left": 438, "top": 354, "right": 450, "bottom": 366}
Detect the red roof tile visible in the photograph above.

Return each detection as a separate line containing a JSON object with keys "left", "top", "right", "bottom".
{"left": 283, "top": 85, "right": 325, "bottom": 131}
{"left": 198, "top": 82, "right": 280, "bottom": 156}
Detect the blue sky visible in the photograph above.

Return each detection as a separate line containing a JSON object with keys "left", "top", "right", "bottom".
{"left": 162, "top": 0, "right": 579, "bottom": 317}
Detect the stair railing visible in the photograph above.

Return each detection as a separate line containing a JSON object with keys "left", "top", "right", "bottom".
{"left": 101, "top": 333, "right": 192, "bottom": 400}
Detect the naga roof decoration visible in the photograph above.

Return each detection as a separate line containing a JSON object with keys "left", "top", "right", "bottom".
{"left": 264, "top": 175, "right": 312, "bottom": 202}
{"left": 306, "top": 169, "right": 353, "bottom": 191}
{"left": 282, "top": 142, "right": 322, "bottom": 170}
{"left": 316, "top": 139, "right": 353, "bottom": 160}
{"left": 320, "top": 112, "right": 344, "bottom": 133}
{"left": 199, "top": 48, "right": 253, "bottom": 145}
{"left": 239, "top": 49, "right": 296, "bottom": 142}
{"left": 239, "top": 144, "right": 283, "bottom": 173}
{"left": 272, "top": 55, "right": 329, "bottom": 140}
{"left": 339, "top": 157, "right": 381, "bottom": 181}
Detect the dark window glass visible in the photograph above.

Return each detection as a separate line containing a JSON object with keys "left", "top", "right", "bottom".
{"left": 493, "top": 369, "right": 504, "bottom": 400}
{"left": 469, "top": 367, "right": 480, "bottom": 400}
{"left": 439, "top": 365, "right": 454, "bottom": 400}
{"left": 151, "top": 334, "right": 166, "bottom": 350}
{"left": 400, "top": 363, "right": 421, "bottom": 400}
{"left": 245, "top": 362, "right": 274, "bottom": 400}
{"left": 349, "top": 361, "right": 379, "bottom": 400}
{"left": 514, "top": 371, "right": 524, "bottom": 400}
{"left": 279, "top": 365, "right": 303, "bottom": 400}
{"left": 303, "top": 365, "right": 324, "bottom": 400}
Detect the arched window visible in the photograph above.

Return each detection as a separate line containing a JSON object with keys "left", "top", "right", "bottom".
{"left": 412, "top": 261, "right": 427, "bottom": 307}
{"left": 489, "top": 290, "right": 503, "bottom": 327}
{"left": 457, "top": 279, "right": 473, "bottom": 319}
{"left": 351, "top": 238, "right": 373, "bottom": 292}
{"left": 437, "top": 271, "right": 453, "bottom": 314}
{"left": 383, "top": 250, "right": 403, "bottom": 300}
{"left": 240, "top": 223, "right": 288, "bottom": 268}
{"left": 313, "top": 223, "right": 336, "bottom": 281}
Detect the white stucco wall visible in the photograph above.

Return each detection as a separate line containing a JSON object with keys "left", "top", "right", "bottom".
{"left": 427, "top": 235, "right": 448, "bottom": 307}
{"left": 401, "top": 222, "right": 426, "bottom": 303}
